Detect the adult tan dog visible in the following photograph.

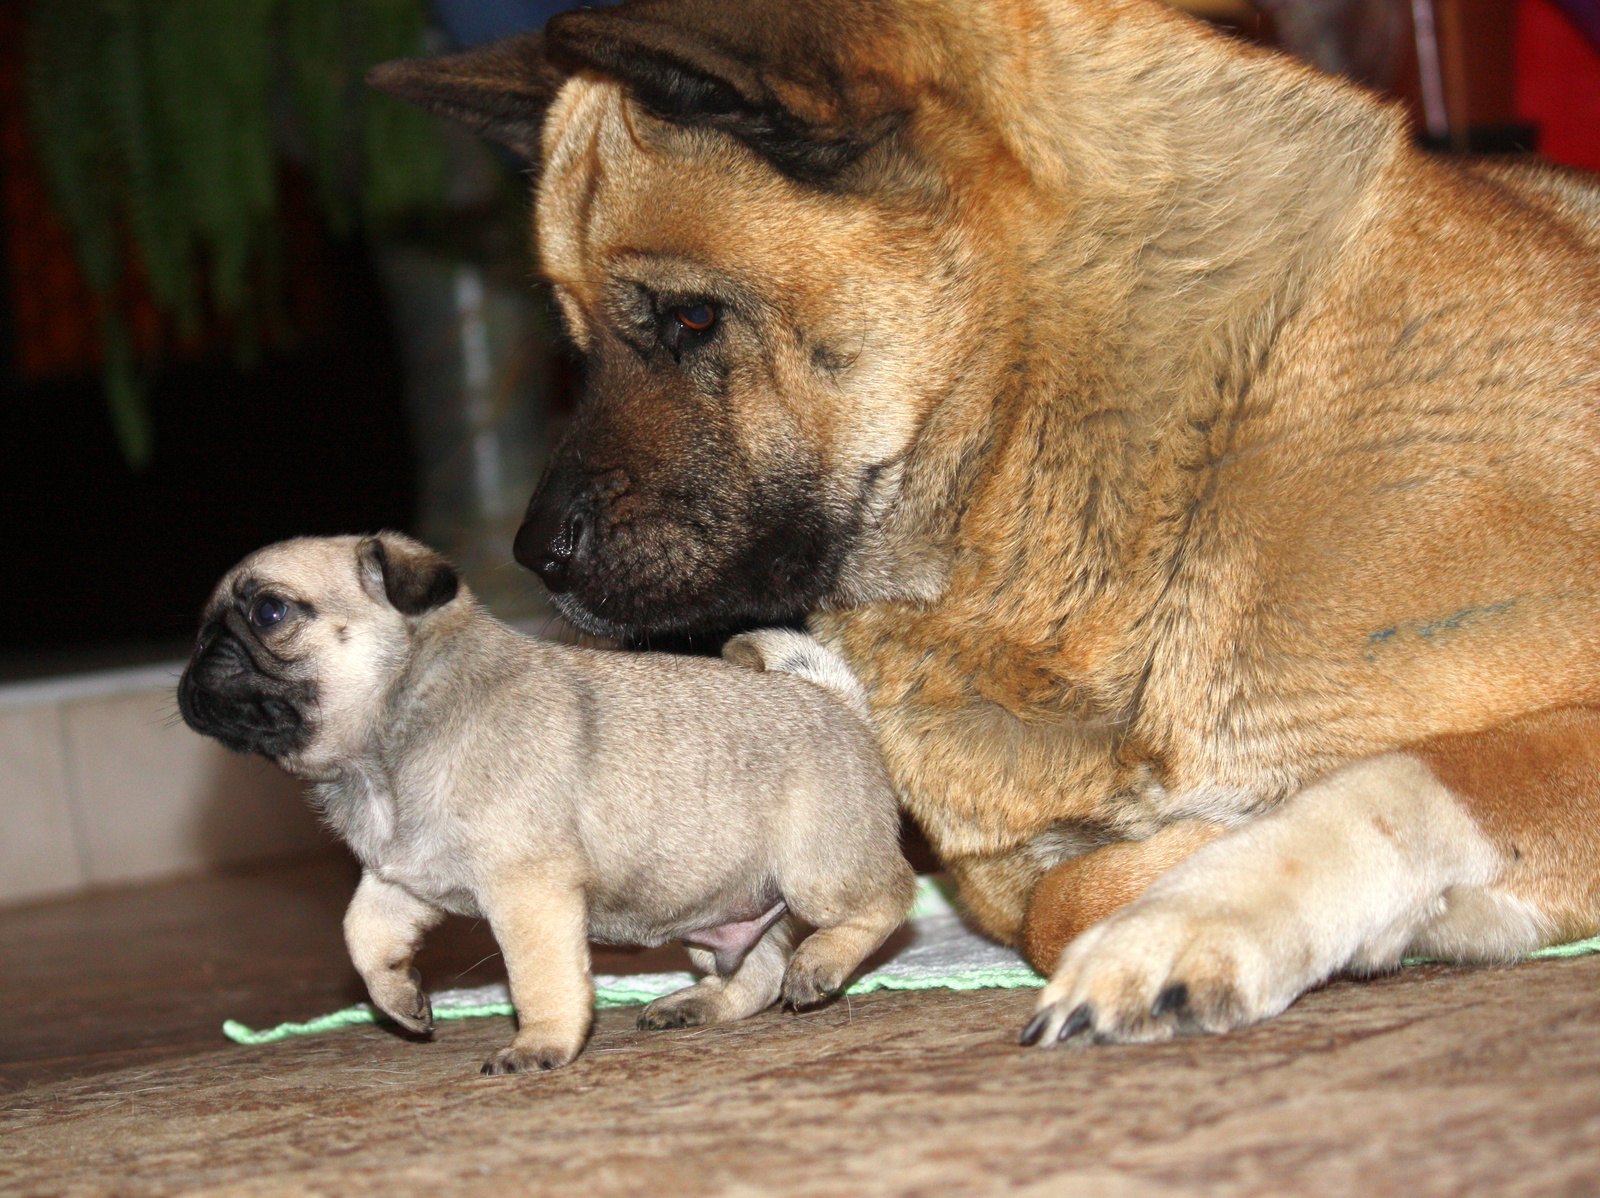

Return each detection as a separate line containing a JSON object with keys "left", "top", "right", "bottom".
{"left": 372, "top": 0, "right": 1600, "bottom": 1046}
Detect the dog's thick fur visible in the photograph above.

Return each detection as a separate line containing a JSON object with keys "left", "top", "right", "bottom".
{"left": 372, "top": 0, "right": 1600, "bottom": 1045}
{"left": 178, "top": 534, "right": 912, "bottom": 1072}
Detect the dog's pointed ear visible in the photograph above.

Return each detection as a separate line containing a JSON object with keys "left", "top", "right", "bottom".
{"left": 357, "top": 536, "right": 461, "bottom": 617}
{"left": 366, "top": 32, "right": 564, "bottom": 159}
{"left": 544, "top": 2, "right": 904, "bottom": 185}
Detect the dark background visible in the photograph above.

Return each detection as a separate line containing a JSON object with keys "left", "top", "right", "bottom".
{"left": 0, "top": 216, "right": 418, "bottom": 676}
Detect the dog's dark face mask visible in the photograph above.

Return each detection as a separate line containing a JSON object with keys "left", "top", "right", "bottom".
{"left": 511, "top": 330, "right": 860, "bottom": 639}
{"left": 369, "top": 2, "right": 927, "bottom": 639}
{"left": 178, "top": 595, "right": 315, "bottom": 759}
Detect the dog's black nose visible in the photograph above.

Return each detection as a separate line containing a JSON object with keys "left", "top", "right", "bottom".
{"left": 514, "top": 500, "right": 587, "bottom": 594}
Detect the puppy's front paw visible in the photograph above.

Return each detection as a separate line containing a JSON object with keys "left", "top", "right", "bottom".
{"left": 1019, "top": 899, "right": 1300, "bottom": 1049}
{"left": 480, "top": 1043, "right": 575, "bottom": 1074}
{"left": 479, "top": 1022, "right": 585, "bottom": 1075}
{"left": 369, "top": 965, "right": 433, "bottom": 1035}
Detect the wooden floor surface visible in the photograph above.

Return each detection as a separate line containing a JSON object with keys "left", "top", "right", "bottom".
{"left": 4, "top": 858, "right": 1600, "bottom": 1197}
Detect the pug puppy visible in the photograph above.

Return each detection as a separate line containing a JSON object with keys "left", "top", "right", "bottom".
{"left": 178, "top": 533, "right": 913, "bottom": 1074}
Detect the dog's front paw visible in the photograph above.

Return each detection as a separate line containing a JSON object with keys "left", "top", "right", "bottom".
{"left": 369, "top": 965, "right": 434, "bottom": 1035}
{"left": 1019, "top": 899, "right": 1302, "bottom": 1048}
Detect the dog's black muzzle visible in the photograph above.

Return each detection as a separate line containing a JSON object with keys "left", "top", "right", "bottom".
{"left": 178, "top": 622, "right": 313, "bottom": 758}
{"left": 513, "top": 442, "right": 850, "bottom": 639}
{"left": 513, "top": 462, "right": 592, "bottom": 597}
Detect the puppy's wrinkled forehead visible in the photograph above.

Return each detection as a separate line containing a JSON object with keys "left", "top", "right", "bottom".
{"left": 208, "top": 537, "right": 368, "bottom": 618}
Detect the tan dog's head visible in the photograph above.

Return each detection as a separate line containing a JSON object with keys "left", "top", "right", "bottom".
{"left": 370, "top": 0, "right": 1017, "bottom": 636}
{"left": 178, "top": 534, "right": 461, "bottom": 778}
{"left": 373, "top": 1, "right": 1389, "bottom": 642}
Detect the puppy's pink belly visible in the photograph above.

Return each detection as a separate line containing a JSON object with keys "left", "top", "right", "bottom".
{"left": 682, "top": 901, "right": 786, "bottom": 974}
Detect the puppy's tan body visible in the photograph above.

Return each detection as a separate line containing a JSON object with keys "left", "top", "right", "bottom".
{"left": 372, "top": 0, "right": 1600, "bottom": 1045}
{"left": 180, "top": 536, "right": 912, "bottom": 1072}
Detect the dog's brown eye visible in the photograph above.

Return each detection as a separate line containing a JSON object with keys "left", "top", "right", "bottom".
{"left": 675, "top": 303, "right": 717, "bottom": 333}
{"left": 251, "top": 597, "right": 288, "bottom": 629}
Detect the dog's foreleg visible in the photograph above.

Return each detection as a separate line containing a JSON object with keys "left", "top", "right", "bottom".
{"left": 343, "top": 870, "right": 446, "bottom": 1034}
{"left": 1021, "top": 819, "right": 1231, "bottom": 973}
{"left": 1414, "top": 706, "right": 1600, "bottom": 952}
{"left": 478, "top": 869, "right": 593, "bottom": 1074}
{"left": 1022, "top": 751, "right": 1537, "bottom": 1047}
{"left": 638, "top": 919, "right": 797, "bottom": 1030}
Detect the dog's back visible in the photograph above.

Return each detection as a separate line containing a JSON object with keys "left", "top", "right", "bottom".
{"left": 1473, "top": 157, "right": 1600, "bottom": 248}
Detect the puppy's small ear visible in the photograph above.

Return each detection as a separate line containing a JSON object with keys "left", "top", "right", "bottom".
{"left": 357, "top": 536, "right": 461, "bottom": 617}
{"left": 545, "top": 2, "right": 905, "bottom": 185}
{"left": 367, "top": 32, "right": 564, "bottom": 159}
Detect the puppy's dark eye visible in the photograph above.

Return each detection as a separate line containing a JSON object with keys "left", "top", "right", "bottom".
{"left": 251, "top": 597, "right": 288, "bottom": 629}
{"left": 675, "top": 303, "right": 717, "bottom": 333}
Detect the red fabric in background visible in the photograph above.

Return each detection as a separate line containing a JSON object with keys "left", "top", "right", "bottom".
{"left": 1516, "top": 0, "right": 1600, "bottom": 169}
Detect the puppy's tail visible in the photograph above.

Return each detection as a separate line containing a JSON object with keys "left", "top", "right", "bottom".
{"left": 722, "top": 629, "right": 871, "bottom": 722}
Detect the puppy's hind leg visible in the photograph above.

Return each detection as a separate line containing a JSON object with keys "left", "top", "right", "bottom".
{"left": 782, "top": 867, "right": 916, "bottom": 1009}
{"left": 638, "top": 920, "right": 797, "bottom": 1030}
{"left": 344, "top": 871, "right": 446, "bottom": 1034}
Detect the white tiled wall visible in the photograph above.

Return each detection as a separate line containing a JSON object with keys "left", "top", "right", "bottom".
{"left": 0, "top": 663, "right": 327, "bottom": 906}
{"left": 0, "top": 704, "right": 82, "bottom": 899}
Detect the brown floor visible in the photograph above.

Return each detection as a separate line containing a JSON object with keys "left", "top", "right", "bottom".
{"left": 4, "top": 860, "right": 1600, "bottom": 1197}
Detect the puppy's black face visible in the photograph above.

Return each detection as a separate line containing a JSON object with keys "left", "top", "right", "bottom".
{"left": 181, "top": 534, "right": 463, "bottom": 769}
{"left": 178, "top": 584, "right": 316, "bottom": 759}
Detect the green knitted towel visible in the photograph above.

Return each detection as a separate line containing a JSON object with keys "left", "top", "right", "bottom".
{"left": 223, "top": 878, "right": 1600, "bottom": 1046}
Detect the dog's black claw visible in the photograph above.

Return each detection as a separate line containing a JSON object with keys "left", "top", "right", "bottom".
{"left": 479, "top": 1061, "right": 495, "bottom": 1076}
{"left": 1152, "top": 982, "right": 1189, "bottom": 1019}
{"left": 1019, "top": 1009, "right": 1052, "bottom": 1046}
{"left": 1057, "top": 1003, "right": 1093, "bottom": 1042}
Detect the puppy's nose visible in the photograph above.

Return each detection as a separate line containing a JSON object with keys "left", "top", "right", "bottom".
{"left": 515, "top": 498, "right": 587, "bottom": 594}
